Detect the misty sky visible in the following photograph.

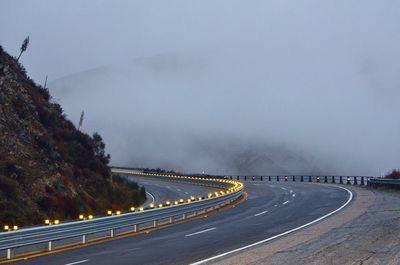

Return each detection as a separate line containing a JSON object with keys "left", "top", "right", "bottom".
{"left": 1, "top": 0, "right": 399, "bottom": 176}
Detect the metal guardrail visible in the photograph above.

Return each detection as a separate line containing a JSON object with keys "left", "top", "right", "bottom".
{"left": 0, "top": 171, "right": 244, "bottom": 260}
{"left": 226, "top": 175, "right": 373, "bottom": 186}
{"left": 367, "top": 178, "right": 400, "bottom": 189}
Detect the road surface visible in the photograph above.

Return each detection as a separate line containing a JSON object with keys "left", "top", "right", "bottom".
{"left": 15, "top": 179, "right": 350, "bottom": 265}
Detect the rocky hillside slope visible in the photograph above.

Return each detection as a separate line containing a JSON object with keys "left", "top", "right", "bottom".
{"left": 0, "top": 46, "right": 145, "bottom": 226}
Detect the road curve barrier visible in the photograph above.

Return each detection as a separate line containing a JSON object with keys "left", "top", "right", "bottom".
{"left": 366, "top": 178, "right": 400, "bottom": 189}
{"left": 227, "top": 174, "right": 374, "bottom": 186}
{"left": 0, "top": 170, "right": 244, "bottom": 260}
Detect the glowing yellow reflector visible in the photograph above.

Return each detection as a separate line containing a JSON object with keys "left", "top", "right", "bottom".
{"left": 158, "top": 204, "right": 163, "bottom": 208}
{"left": 139, "top": 207, "right": 144, "bottom": 211}
{"left": 116, "top": 210, "right": 121, "bottom": 215}
{"left": 107, "top": 210, "right": 112, "bottom": 215}
{"left": 130, "top": 207, "right": 135, "bottom": 212}
{"left": 149, "top": 203, "right": 155, "bottom": 208}
{"left": 78, "top": 214, "right": 84, "bottom": 220}
{"left": 174, "top": 201, "right": 179, "bottom": 205}
{"left": 166, "top": 201, "right": 171, "bottom": 206}
{"left": 44, "top": 219, "right": 50, "bottom": 225}
{"left": 3, "top": 225, "right": 9, "bottom": 231}
{"left": 13, "top": 225, "right": 18, "bottom": 231}
{"left": 88, "top": 215, "right": 93, "bottom": 220}
{"left": 54, "top": 220, "right": 60, "bottom": 225}
{"left": 179, "top": 199, "right": 184, "bottom": 203}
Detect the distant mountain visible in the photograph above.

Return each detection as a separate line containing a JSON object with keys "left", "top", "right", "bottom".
{"left": 48, "top": 53, "right": 321, "bottom": 176}
{"left": 0, "top": 46, "right": 145, "bottom": 225}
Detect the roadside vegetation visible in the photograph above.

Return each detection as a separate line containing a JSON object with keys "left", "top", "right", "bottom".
{"left": 0, "top": 44, "right": 146, "bottom": 226}
{"left": 385, "top": 170, "right": 400, "bottom": 179}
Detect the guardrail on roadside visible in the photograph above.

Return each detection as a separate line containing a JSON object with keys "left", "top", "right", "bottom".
{"left": 367, "top": 178, "right": 400, "bottom": 189}
{"left": 225, "top": 175, "right": 373, "bottom": 186}
{"left": 0, "top": 171, "right": 244, "bottom": 260}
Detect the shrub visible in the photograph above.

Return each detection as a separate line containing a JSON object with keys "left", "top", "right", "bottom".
{"left": 385, "top": 170, "right": 400, "bottom": 179}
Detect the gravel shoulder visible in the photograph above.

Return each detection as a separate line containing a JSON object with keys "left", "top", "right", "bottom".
{"left": 211, "top": 185, "right": 400, "bottom": 265}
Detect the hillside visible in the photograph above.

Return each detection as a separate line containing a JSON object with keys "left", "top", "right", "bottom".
{"left": 0, "top": 46, "right": 145, "bottom": 226}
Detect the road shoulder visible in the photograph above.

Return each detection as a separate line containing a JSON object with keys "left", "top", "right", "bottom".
{"left": 210, "top": 185, "right": 400, "bottom": 265}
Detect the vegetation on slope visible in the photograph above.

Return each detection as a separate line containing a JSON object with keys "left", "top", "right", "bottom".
{"left": 0, "top": 45, "right": 145, "bottom": 226}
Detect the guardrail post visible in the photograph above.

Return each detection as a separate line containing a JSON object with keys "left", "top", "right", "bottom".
{"left": 339, "top": 176, "right": 343, "bottom": 184}
{"left": 277, "top": 176, "right": 280, "bottom": 181}
{"left": 6, "top": 249, "right": 13, "bottom": 259}
{"left": 347, "top": 177, "right": 351, "bottom": 185}
{"left": 48, "top": 241, "right": 54, "bottom": 251}
{"left": 183, "top": 213, "right": 186, "bottom": 220}
{"left": 252, "top": 176, "right": 255, "bottom": 181}
{"left": 134, "top": 224, "right": 138, "bottom": 232}
{"left": 324, "top": 176, "right": 328, "bottom": 183}
{"left": 244, "top": 176, "right": 247, "bottom": 181}
{"left": 82, "top": 234, "right": 88, "bottom": 244}
{"left": 309, "top": 176, "right": 312, "bottom": 182}
{"left": 353, "top": 176, "right": 358, "bottom": 185}
{"left": 153, "top": 220, "right": 158, "bottom": 228}
{"left": 260, "top": 176, "right": 263, "bottom": 181}
{"left": 301, "top": 176, "right": 304, "bottom": 182}
{"left": 169, "top": 217, "right": 173, "bottom": 224}
{"left": 230, "top": 176, "right": 232, "bottom": 180}
{"left": 292, "top": 176, "right": 295, "bottom": 182}
{"left": 268, "top": 176, "right": 271, "bottom": 181}
{"left": 316, "top": 176, "right": 320, "bottom": 183}
{"left": 237, "top": 176, "right": 239, "bottom": 180}
{"left": 361, "top": 176, "right": 365, "bottom": 185}
{"left": 332, "top": 176, "right": 335, "bottom": 183}
{"left": 110, "top": 229, "right": 116, "bottom": 238}
{"left": 285, "top": 176, "right": 288, "bottom": 181}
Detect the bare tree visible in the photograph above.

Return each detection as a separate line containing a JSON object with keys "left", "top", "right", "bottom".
{"left": 78, "top": 110, "right": 85, "bottom": 130}
{"left": 17, "top": 36, "right": 30, "bottom": 62}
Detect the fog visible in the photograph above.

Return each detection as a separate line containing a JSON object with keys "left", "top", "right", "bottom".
{"left": 1, "top": 0, "right": 399, "bottom": 175}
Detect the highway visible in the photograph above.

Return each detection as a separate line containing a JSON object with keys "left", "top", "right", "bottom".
{"left": 125, "top": 175, "right": 218, "bottom": 206}
{"left": 13, "top": 177, "right": 351, "bottom": 265}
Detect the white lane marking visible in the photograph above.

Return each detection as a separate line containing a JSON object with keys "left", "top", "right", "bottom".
{"left": 274, "top": 204, "right": 278, "bottom": 207}
{"left": 283, "top": 200, "right": 290, "bottom": 205}
{"left": 185, "top": 192, "right": 189, "bottom": 195}
{"left": 292, "top": 194, "right": 296, "bottom": 197}
{"left": 146, "top": 191, "right": 155, "bottom": 204}
{"left": 190, "top": 186, "right": 353, "bottom": 265}
{"left": 281, "top": 187, "right": 287, "bottom": 190}
{"left": 289, "top": 190, "right": 293, "bottom": 193}
{"left": 185, "top": 227, "right": 216, "bottom": 237}
{"left": 65, "top": 260, "right": 89, "bottom": 265}
{"left": 254, "top": 210, "right": 268, "bottom": 217}
{"left": 177, "top": 189, "right": 181, "bottom": 191}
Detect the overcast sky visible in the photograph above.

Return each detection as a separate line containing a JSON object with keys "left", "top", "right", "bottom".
{"left": 1, "top": 0, "right": 399, "bottom": 175}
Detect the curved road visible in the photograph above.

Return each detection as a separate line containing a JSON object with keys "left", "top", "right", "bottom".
{"left": 126, "top": 175, "right": 218, "bottom": 207}
{"left": 15, "top": 179, "right": 350, "bottom": 265}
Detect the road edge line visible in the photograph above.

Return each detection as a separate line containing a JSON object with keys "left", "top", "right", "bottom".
{"left": 190, "top": 185, "right": 353, "bottom": 265}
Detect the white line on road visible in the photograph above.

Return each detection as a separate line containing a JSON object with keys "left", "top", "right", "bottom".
{"left": 289, "top": 190, "right": 293, "bottom": 193}
{"left": 185, "top": 192, "right": 189, "bottom": 194}
{"left": 65, "top": 260, "right": 89, "bottom": 265}
{"left": 281, "top": 187, "right": 287, "bottom": 190}
{"left": 177, "top": 189, "right": 181, "bottom": 191}
{"left": 190, "top": 186, "right": 353, "bottom": 265}
{"left": 146, "top": 191, "right": 155, "bottom": 204}
{"left": 292, "top": 194, "right": 296, "bottom": 197}
{"left": 283, "top": 200, "right": 290, "bottom": 205}
{"left": 254, "top": 210, "right": 268, "bottom": 217}
{"left": 185, "top": 227, "right": 216, "bottom": 237}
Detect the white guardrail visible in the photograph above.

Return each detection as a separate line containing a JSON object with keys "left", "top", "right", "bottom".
{"left": 0, "top": 169, "right": 244, "bottom": 260}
